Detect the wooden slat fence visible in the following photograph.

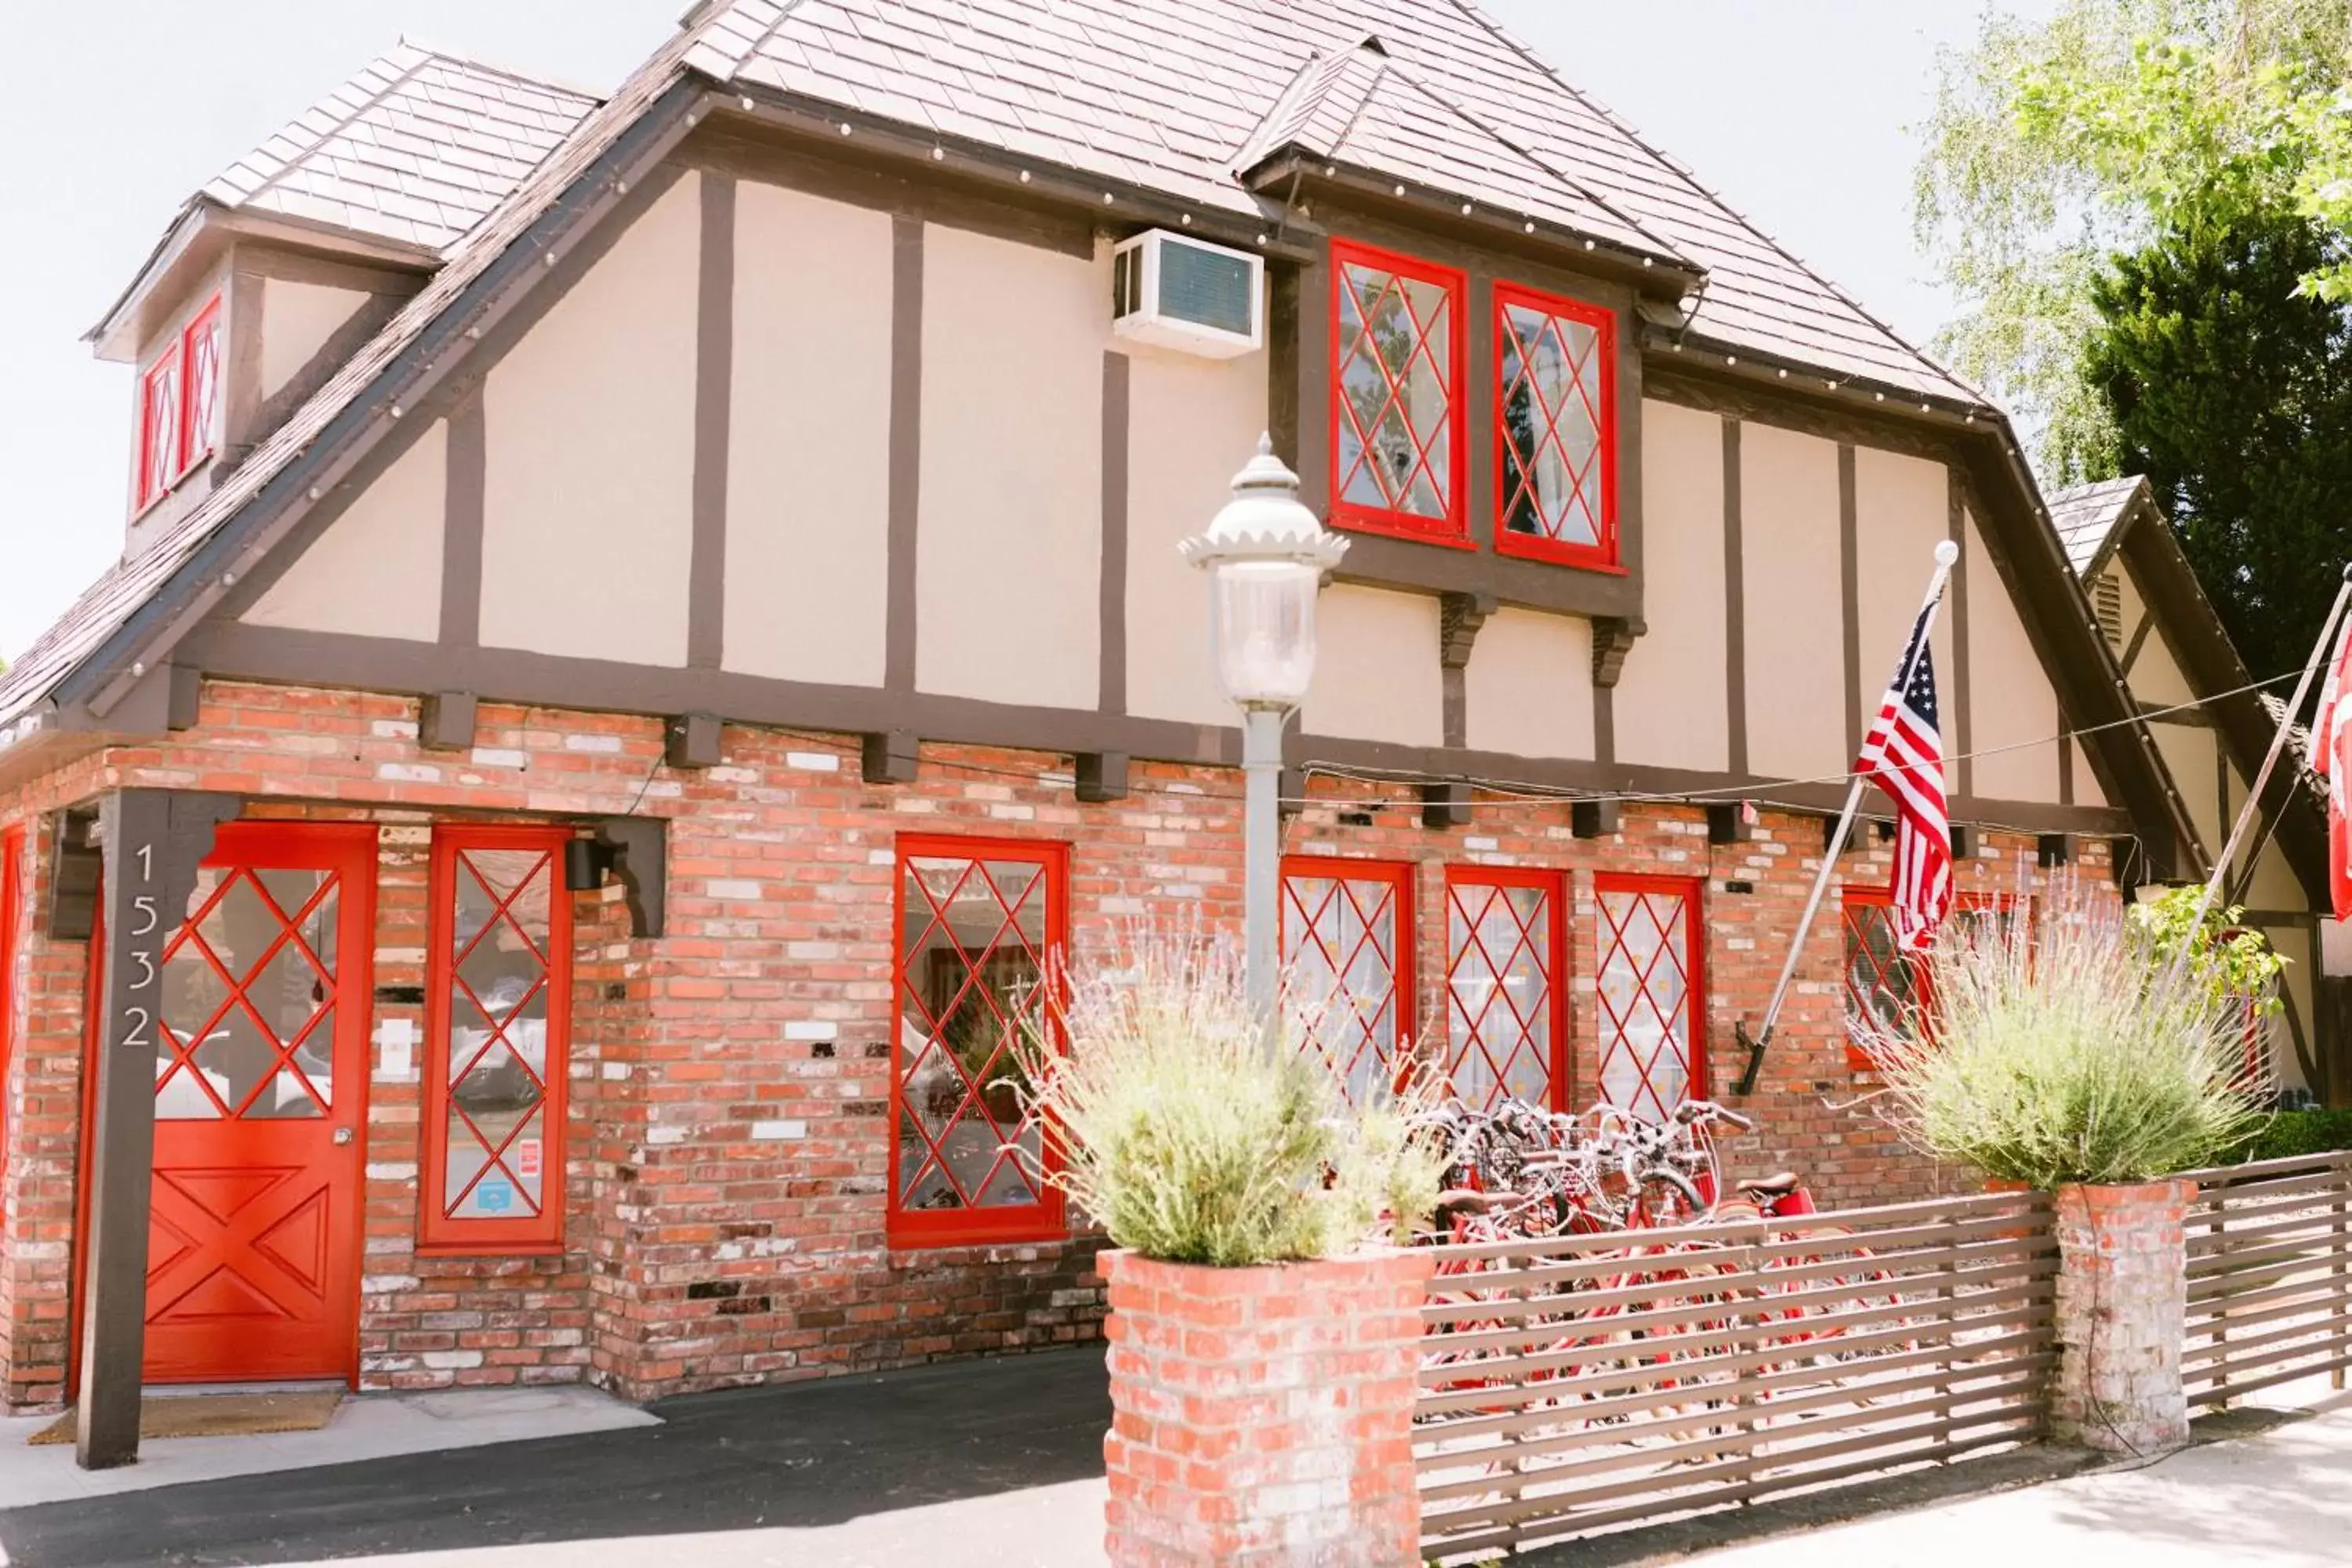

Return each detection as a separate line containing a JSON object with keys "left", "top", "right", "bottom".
{"left": 2181, "top": 1149, "right": 2352, "bottom": 1410}
{"left": 1415, "top": 1189, "right": 2056, "bottom": 1560}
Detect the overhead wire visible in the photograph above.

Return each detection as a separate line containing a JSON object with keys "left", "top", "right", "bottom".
{"left": 739, "top": 666, "right": 2310, "bottom": 828}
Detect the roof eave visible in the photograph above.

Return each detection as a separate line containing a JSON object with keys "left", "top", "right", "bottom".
{"left": 49, "top": 77, "right": 717, "bottom": 728}
{"left": 1243, "top": 152, "right": 1704, "bottom": 299}
{"left": 87, "top": 203, "right": 441, "bottom": 362}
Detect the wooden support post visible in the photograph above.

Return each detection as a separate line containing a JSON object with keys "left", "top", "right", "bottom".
{"left": 2335, "top": 1168, "right": 2349, "bottom": 1392}
{"left": 74, "top": 789, "right": 238, "bottom": 1470}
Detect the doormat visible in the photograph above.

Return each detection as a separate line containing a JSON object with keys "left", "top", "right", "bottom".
{"left": 27, "top": 1390, "right": 343, "bottom": 1446}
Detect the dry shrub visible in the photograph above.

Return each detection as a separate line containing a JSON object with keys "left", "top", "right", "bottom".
{"left": 1860, "top": 879, "right": 2264, "bottom": 1188}
{"left": 1014, "top": 924, "right": 1443, "bottom": 1266}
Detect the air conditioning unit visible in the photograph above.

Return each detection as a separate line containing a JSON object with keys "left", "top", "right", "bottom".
{"left": 1111, "top": 230, "right": 1263, "bottom": 358}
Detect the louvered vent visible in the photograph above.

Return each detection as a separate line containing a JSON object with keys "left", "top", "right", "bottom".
{"left": 2092, "top": 570, "right": 2124, "bottom": 649}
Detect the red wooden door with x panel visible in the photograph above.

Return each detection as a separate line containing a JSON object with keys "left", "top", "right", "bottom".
{"left": 143, "top": 823, "right": 375, "bottom": 1384}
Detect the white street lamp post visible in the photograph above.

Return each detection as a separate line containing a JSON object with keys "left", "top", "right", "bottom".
{"left": 1181, "top": 435, "right": 1349, "bottom": 1007}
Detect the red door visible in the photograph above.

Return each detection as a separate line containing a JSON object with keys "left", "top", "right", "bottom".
{"left": 143, "top": 823, "right": 374, "bottom": 1384}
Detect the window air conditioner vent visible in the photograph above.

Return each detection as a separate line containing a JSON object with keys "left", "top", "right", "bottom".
{"left": 1112, "top": 230, "right": 1264, "bottom": 359}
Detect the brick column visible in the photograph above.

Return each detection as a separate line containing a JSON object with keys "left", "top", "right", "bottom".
{"left": 2052, "top": 1178, "right": 2191, "bottom": 1454}
{"left": 1102, "top": 1248, "right": 1432, "bottom": 1567}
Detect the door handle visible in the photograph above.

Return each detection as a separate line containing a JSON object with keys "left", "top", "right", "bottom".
{"left": 332, "top": 1127, "right": 355, "bottom": 1146}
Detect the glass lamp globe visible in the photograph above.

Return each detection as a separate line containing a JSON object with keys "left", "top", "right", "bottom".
{"left": 1180, "top": 436, "right": 1349, "bottom": 710}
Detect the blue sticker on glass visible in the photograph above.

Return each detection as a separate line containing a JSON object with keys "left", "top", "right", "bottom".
{"left": 475, "top": 1178, "right": 514, "bottom": 1213}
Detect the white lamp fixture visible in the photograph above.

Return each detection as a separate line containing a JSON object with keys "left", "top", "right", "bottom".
{"left": 1181, "top": 436, "right": 1348, "bottom": 1004}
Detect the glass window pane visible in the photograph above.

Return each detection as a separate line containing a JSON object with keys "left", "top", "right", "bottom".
{"left": 895, "top": 850, "right": 1056, "bottom": 1218}
{"left": 1334, "top": 257, "right": 1457, "bottom": 524}
{"left": 1596, "top": 885, "right": 1695, "bottom": 1121}
{"left": 1497, "top": 295, "right": 1609, "bottom": 554}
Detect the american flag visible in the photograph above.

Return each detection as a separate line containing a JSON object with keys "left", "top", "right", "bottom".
{"left": 1857, "top": 603, "right": 1952, "bottom": 951}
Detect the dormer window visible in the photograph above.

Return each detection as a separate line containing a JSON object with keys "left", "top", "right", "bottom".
{"left": 1496, "top": 282, "right": 1617, "bottom": 571}
{"left": 1331, "top": 241, "right": 1467, "bottom": 545}
{"left": 135, "top": 295, "right": 223, "bottom": 514}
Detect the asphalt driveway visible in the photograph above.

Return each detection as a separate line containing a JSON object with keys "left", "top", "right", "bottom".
{"left": 0, "top": 1348, "right": 1112, "bottom": 1568}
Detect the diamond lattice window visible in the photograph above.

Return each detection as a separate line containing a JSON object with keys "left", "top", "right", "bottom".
{"left": 132, "top": 293, "right": 223, "bottom": 514}
{"left": 421, "top": 827, "right": 572, "bottom": 1252}
{"left": 1444, "top": 869, "right": 1563, "bottom": 1111}
{"left": 1283, "top": 858, "right": 1413, "bottom": 1104}
{"left": 156, "top": 865, "right": 342, "bottom": 1121}
{"left": 1332, "top": 241, "right": 1465, "bottom": 542}
{"left": 893, "top": 837, "right": 1067, "bottom": 1246}
{"left": 1595, "top": 876, "right": 1703, "bottom": 1121}
{"left": 1496, "top": 283, "right": 1616, "bottom": 568}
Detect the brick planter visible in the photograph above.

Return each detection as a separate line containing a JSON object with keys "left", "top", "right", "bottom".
{"left": 1102, "top": 1248, "right": 1434, "bottom": 1567}
{"left": 2052, "top": 1178, "right": 2192, "bottom": 1454}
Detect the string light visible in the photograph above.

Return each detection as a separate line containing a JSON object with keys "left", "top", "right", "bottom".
{"left": 740, "top": 669, "right": 2301, "bottom": 822}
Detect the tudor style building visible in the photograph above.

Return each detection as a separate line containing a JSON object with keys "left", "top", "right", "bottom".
{"left": 0, "top": 2, "right": 2259, "bottom": 1443}
{"left": 2050, "top": 477, "right": 2341, "bottom": 1098}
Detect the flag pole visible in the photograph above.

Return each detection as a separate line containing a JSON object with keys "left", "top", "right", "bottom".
{"left": 2164, "top": 564, "right": 2352, "bottom": 991}
{"left": 1734, "top": 539, "right": 1961, "bottom": 1095}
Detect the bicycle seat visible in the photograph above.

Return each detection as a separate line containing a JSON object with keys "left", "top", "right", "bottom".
{"left": 1740, "top": 1171, "right": 1802, "bottom": 1196}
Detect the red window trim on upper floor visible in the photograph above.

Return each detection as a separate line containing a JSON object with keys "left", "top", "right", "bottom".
{"left": 1329, "top": 240, "right": 1470, "bottom": 548}
{"left": 1493, "top": 280, "right": 1621, "bottom": 573}
{"left": 1442, "top": 865, "right": 1567, "bottom": 1112}
{"left": 419, "top": 824, "right": 575, "bottom": 1256}
{"left": 133, "top": 293, "right": 223, "bottom": 517}
{"left": 891, "top": 833, "right": 1069, "bottom": 1249}
{"left": 1279, "top": 855, "right": 1417, "bottom": 1102}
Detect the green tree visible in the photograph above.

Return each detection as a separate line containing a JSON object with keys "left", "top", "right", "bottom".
{"left": 2084, "top": 200, "right": 2352, "bottom": 678}
{"left": 1915, "top": 0, "right": 2350, "bottom": 478}
{"left": 1916, "top": 0, "right": 2352, "bottom": 674}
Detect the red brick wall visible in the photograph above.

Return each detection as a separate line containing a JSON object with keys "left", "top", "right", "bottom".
{"left": 0, "top": 679, "right": 2111, "bottom": 1407}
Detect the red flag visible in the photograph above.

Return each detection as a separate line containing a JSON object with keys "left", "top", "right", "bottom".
{"left": 2313, "top": 618, "right": 2352, "bottom": 920}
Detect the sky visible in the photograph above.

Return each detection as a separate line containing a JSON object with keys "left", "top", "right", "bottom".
{"left": 0, "top": 0, "right": 2059, "bottom": 663}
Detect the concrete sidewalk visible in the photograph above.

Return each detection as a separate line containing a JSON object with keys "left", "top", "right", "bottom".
{"left": 1673, "top": 1396, "right": 2352, "bottom": 1567}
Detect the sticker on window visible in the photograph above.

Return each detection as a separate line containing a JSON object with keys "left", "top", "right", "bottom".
{"left": 517, "top": 1139, "right": 542, "bottom": 1179}
{"left": 475, "top": 1177, "right": 514, "bottom": 1214}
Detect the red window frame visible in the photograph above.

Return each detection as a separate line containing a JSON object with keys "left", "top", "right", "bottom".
{"left": 1329, "top": 240, "right": 1469, "bottom": 546}
{"left": 1443, "top": 866, "right": 1566, "bottom": 1111}
{"left": 1593, "top": 873, "right": 1705, "bottom": 1119}
{"left": 1493, "top": 281, "right": 1620, "bottom": 572}
{"left": 0, "top": 826, "right": 20, "bottom": 1178}
{"left": 1280, "top": 855, "right": 1416, "bottom": 1102}
{"left": 132, "top": 292, "right": 223, "bottom": 515}
{"left": 891, "top": 834, "right": 1069, "bottom": 1248}
{"left": 419, "top": 825, "right": 574, "bottom": 1255}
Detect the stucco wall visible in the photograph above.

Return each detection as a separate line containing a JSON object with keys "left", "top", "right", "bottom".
{"left": 1614, "top": 399, "right": 1726, "bottom": 771}
{"left": 1740, "top": 422, "right": 1843, "bottom": 780}
{"left": 723, "top": 181, "right": 892, "bottom": 687}
{"left": 1853, "top": 445, "right": 1955, "bottom": 720}
{"left": 1305, "top": 585, "right": 1443, "bottom": 746}
{"left": 1464, "top": 608, "right": 1595, "bottom": 760}
{"left": 260, "top": 278, "right": 371, "bottom": 404}
{"left": 480, "top": 172, "right": 701, "bottom": 666}
{"left": 242, "top": 420, "right": 447, "bottom": 640}
{"left": 1964, "top": 514, "right": 2062, "bottom": 802}
{"left": 2151, "top": 723, "right": 2223, "bottom": 862}
{"left": 915, "top": 225, "right": 1103, "bottom": 709}
{"left": 1124, "top": 347, "right": 1268, "bottom": 728}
